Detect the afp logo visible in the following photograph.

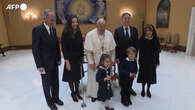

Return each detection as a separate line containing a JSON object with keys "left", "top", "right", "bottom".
{"left": 6, "top": 3, "right": 28, "bottom": 11}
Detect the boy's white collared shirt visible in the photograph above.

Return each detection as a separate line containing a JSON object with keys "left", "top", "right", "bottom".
{"left": 126, "top": 57, "right": 135, "bottom": 62}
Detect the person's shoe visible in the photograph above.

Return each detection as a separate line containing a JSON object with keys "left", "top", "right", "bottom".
{"left": 121, "top": 97, "right": 124, "bottom": 104}
{"left": 54, "top": 99, "right": 64, "bottom": 106}
{"left": 49, "top": 104, "right": 57, "bottom": 110}
{"left": 129, "top": 99, "right": 132, "bottom": 105}
{"left": 105, "top": 106, "right": 110, "bottom": 110}
{"left": 71, "top": 93, "right": 78, "bottom": 102}
{"left": 124, "top": 101, "right": 129, "bottom": 107}
{"left": 77, "top": 94, "right": 83, "bottom": 100}
{"left": 147, "top": 90, "right": 152, "bottom": 98}
{"left": 121, "top": 97, "right": 128, "bottom": 107}
{"left": 75, "top": 92, "right": 83, "bottom": 100}
{"left": 91, "top": 97, "right": 97, "bottom": 102}
{"left": 131, "top": 89, "right": 137, "bottom": 96}
{"left": 141, "top": 90, "right": 145, "bottom": 97}
{"left": 105, "top": 106, "right": 114, "bottom": 110}
{"left": 109, "top": 107, "right": 114, "bottom": 110}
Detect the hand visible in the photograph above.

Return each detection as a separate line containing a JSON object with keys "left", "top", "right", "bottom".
{"left": 116, "top": 59, "right": 120, "bottom": 64}
{"left": 130, "top": 73, "right": 136, "bottom": 78}
{"left": 38, "top": 67, "right": 46, "bottom": 74}
{"left": 90, "top": 64, "right": 96, "bottom": 70}
{"left": 66, "top": 60, "right": 71, "bottom": 71}
{"left": 104, "top": 76, "right": 111, "bottom": 81}
{"left": 112, "top": 62, "right": 115, "bottom": 66}
{"left": 57, "top": 61, "right": 61, "bottom": 65}
{"left": 111, "top": 73, "right": 118, "bottom": 80}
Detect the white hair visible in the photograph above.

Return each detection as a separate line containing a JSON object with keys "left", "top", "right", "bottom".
{"left": 43, "top": 9, "right": 53, "bottom": 19}
{"left": 96, "top": 18, "right": 106, "bottom": 24}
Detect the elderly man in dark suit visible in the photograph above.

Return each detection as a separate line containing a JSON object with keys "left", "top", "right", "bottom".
{"left": 114, "top": 12, "right": 138, "bottom": 106}
{"left": 32, "top": 9, "right": 63, "bottom": 110}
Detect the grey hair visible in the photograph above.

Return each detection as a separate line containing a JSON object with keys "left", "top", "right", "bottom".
{"left": 43, "top": 9, "right": 53, "bottom": 19}
{"left": 96, "top": 18, "right": 106, "bottom": 24}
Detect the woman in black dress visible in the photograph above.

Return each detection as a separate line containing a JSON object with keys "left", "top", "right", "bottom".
{"left": 137, "top": 24, "right": 160, "bottom": 98}
{"left": 61, "top": 15, "right": 84, "bottom": 102}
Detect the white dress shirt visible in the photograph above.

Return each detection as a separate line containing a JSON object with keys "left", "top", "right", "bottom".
{"left": 123, "top": 26, "right": 131, "bottom": 38}
{"left": 44, "top": 22, "right": 51, "bottom": 35}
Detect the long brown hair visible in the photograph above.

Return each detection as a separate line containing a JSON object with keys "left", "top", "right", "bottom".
{"left": 98, "top": 54, "right": 111, "bottom": 68}
{"left": 63, "top": 15, "right": 80, "bottom": 39}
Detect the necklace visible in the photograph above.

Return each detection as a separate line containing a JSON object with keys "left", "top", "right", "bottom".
{"left": 98, "top": 32, "right": 105, "bottom": 52}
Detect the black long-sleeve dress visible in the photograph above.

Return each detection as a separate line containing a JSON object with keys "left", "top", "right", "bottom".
{"left": 96, "top": 67, "right": 113, "bottom": 102}
{"left": 137, "top": 36, "right": 160, "bottom": 84}
{"left": 61, "top": 31, "right": 84, "bottom": 82}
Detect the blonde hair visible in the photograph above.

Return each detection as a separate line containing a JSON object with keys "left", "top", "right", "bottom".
{"left": 126, "top": 47, "right": 137, "bottom": 55}
{"left": 144, "top": 24, "right": 154, "bottom": 33}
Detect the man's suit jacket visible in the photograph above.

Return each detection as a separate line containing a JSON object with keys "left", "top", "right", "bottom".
{"left": 32, "top": 24, "right": 61, "bottom": 74}
{"left": 114, "top": 26, "right": 138, "bottom": 61}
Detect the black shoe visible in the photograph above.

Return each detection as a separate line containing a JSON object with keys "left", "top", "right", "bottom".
{"left": 49, "top": 104, "right": 57, "bottom": 110}
{"left": 129, "top": 99, "right": 132, "bottom": 105}
{"left": 141, "top": 90, "right": 145, "bottom": 97}
{"left": 75, "top": 92, "right": 83, "bottom": 100}
{"left": 131, "top": 89, "right": 137, "bottom": 96}
{"left": 109, "top": 107, "right": 114, "bottom": 110}
{"left": 105, "top": 106, "right": 110, "bottom": 110}
{"left": 121, "top": 97, "right": 128, "bottom": 107}
{"left": 105, "top": 106, "right": 114, "bottom": 110}
{"left": 77, "top": 94, "right": 83, "bottom": 100}
{"left": 91, "top": 97, "right": 97, "bottom": 102}
{"left": 71, "top": 93, "right": 78, "bottom": 102}
{"left": 54, "top": 99, "right": 64, "bottom": 106}
{"left": 147, "top": 90, "right": 152, "bottom": 98}
{"left": 121, "top": 98, "right": 125, "bottom": 105}
{"left": 124, "top": 101, "right": 129, "bottom": 107}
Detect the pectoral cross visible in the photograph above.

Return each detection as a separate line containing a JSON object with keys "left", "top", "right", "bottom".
{"left": 101, "top": 46, "right": 104, "bottom": 52}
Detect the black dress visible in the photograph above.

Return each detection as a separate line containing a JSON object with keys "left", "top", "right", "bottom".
{"left": 96, "top": 67, "right": 113, "bottom": 102}
{"left": 61, "top": 31, "right": 84, "bottom": 82}
{"left": 137, "top": 37, "right": 160, "bottom": 84}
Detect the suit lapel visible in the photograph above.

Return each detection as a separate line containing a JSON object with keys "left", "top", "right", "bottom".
{"left": 120, "top": 26, "right": 125, "bottom": 39}
{"left": 121, "top": 26, "right": 131, "bottom": 41}
{"left": 41, "top": 24, "right": 50, "bottom": 38}
{"left": 130, "top": 26, "right": 134, "bottom": 40}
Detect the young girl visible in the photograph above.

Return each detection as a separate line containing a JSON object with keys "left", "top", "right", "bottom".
{"left": 96, "top": 54, "right": 114, "bottom": 110}
{"left": 137, "top": 24, "right": 160, "bottom": 98}
{"left": 119, "top": 47, "right": 138, "bottom": 106}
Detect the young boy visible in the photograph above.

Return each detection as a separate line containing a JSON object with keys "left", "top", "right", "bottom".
{"left": 119, "top": 47, "right": 138, "bottom": 106}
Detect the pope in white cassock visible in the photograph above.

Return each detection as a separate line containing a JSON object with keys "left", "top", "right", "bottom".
{"left": 84, "top": 18, "right": 116, "bottom": 102}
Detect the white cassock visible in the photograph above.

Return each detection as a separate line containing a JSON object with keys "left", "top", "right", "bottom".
{"left": 84, "top": 28, "right": 116, "bottom": 98}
